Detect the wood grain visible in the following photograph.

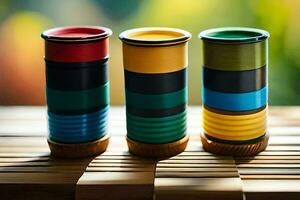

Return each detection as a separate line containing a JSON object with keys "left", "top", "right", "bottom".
{"left": 154, "top": 138, "right": 244, "bottom": 200}
{"left": 75, "top": 136, "right": 156, "bottom": 200}
{"left": 1, "top": 106, "right": 300, "bottom": 199}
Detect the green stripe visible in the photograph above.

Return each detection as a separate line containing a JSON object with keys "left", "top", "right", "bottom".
{"left": 126, "top": 110, "right": 186, "bottom": 122}
{"left": 126, "top": 111, "right": 187, "bottom": 144}
{"left": 127, "top": 115, "right": 186, "bottom": 128}
{"left": 128, "top": 127, "right": 186, "bottom": 144}
{"left": 127, "top": 120, "right": 186, "bottom": 133}
{"left": 125, "top": 87, "right": 187, "bottom": 109}
{"left": 46, "top": 83, "right": 109, "bottom": 111}
{"left": 203, "top": 40, "right": 267, "bottom": 71}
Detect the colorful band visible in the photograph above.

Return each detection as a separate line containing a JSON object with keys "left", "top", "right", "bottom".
{"left": 126, "top": 110, "right": 186, "bottom": 144}
{"left": 203, "top": 126, "right": 266, "bottom": 141}
{"left": 203, "top": 105, "right": 267, "bottom": 141}
{"left": 48, "top": 106, "right": 108, "bottom": 143}
{"left": 202, "top": 40, "right": 266, "bottom": 71}
{"left": 202, "top": 87, "right": 267, "bottom": 111}
{"left": 42, "top": 26, "right": 112, "bottom": 62}
{"left": 203, "top": 117, "right": 266, "bottom": 131}
{"left": 203, "top": 122, "right": 266, "bottom": 137}
{"left": 127, "top": 114, "right": 186, "bottom": 128}
{"left": 127, "top": 127, "right": 186, "bottom": 144}
{"left": 120, "top": 29, "right": 190, "bottom": 74}
{"left": 46, "top": 59, "right": 108, "bottom": 90}
{"left": 199, "top": 28, "right": 269, "bottom": 71}
{"left": 203, "top": 111, "right": 266, "bottom": 126}
{"left": 128, "top": 120, "right": 185, "bottom": 133}
{"left": 126, "top": 110, "right": 186, "bottom": 122}
{"left": 122, "top": 43, "right": 187, "bottom": 73}
{"left": 124, "top": 68, "right": 186, "bottom": 94}
{"left": 203, "top": 65, "right": 266, "bottom": 93}
{"left": 45, "top": 39, "right": 109, "bottom": 62}
{"left": 46, "top": 83, "right": 109, "bottom": 114}
{"left": 125, "top": 87, "right": 187, "bottom": 110}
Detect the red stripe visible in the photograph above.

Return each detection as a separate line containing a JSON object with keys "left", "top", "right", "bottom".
{"left": 45, "top": 39, "right": 109, "bottom": 62}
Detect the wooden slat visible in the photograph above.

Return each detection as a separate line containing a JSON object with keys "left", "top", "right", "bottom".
{"left": 155, "top": 177, "right": 243, "bottom": 200}
{"left": 0, "top": 157, "right": 91, "bottom": 199}
{"left": 0, "top": 111, "right": 92, "bottom": 200}
{"left": 1, "top": 106, "right": 300, "bottom": 200}
{"left": 75, "top": 136, "right": 156, "bottom": 200}
{"left": 155, "top": 140, "right": 244, "bottom": 200}
{"left": 234, "top": 109, "right": 300, "bottom": 200}
{"left": 242, "top": 180, "right": 300, "bottom": 200}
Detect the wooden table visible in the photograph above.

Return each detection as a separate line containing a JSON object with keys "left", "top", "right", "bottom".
{"left": 0, "top": 106, "right": 299, "bottom": 200}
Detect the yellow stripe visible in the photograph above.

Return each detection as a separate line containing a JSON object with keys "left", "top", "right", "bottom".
{"left": 203, "top": 122, "right": 266, "bottom": 136}
{"left": 203, "top": 106, "right": 267, "bottom": 120}
{"left": 122, "top": 42, "right": 187, "bottom": 73}
{"left": 204, "top": 125, "right": 266, "bottom": 141}
{"left": 203, "top": 112, "right": 266, "bottom": 126}
{"left": 202, "top": 105, "right": 267, "bottom": 141}
{"left": 203, "top": 118, "right": 266, "bottom": 131}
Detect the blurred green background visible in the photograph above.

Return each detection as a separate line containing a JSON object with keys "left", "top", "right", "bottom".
{"left": 0, "top": 0, "right": 299, "bottom": 105}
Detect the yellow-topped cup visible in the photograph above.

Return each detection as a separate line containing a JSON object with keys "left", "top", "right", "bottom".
{"left": 119, "top": 27, "right": 191, "bottom": 157}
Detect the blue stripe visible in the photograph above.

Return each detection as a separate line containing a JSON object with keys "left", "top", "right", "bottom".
{"left": 49, "top": 130, "right": 106, "bottom": 143}
{"left": 49, "top": 121, "right": 108, "bottom": 132}
{"left": 49, "top": 125, "right": 107, "bottom": 143}
{"left": 47, "top": 106, "right": 108, "bottom": 143}
{"left": 202, "top": 87, "right": 267, "bottom": 111}
{"left": 48, "top": 112, "right": 108, "bottom": 125}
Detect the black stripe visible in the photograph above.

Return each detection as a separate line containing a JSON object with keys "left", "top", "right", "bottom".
{"left": 48, "top": 104, "right": 108, "bottom": 115}
{"left": 46, "top": 59, "right": 108, "bottom": 90}
{"left": 203, "top": 65, "right": 266, "bottom": 93}
{"left": 204, "top": 133, "right": 266, "bottom": 144}
{"left": 204, "top": 104, "right": 267, "bottom": 115}
{"left": 126, "top": 104, "right": 186, "bottom": 118}
{"left": 125, "top": 68, "right": 186, "bottom": 94}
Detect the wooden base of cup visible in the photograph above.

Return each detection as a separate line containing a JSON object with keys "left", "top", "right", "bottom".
{"left": 127, "top": 135, "right": 189, "bottom": 158}
{"left": 48, "top": 135, "right": 109, "bottom": 158}
{"left": 200, "top": 133, "right": 269, "bottom": 156}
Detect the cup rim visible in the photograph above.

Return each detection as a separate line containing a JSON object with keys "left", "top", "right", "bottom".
{"left": 41, "top": 26, "right": 112, "bottom": 42}
{"left": 199, "top": 27, "right": 269, "bottom": 43}
{"left": 119, "top": 27, "right": 191, "bottom": 46}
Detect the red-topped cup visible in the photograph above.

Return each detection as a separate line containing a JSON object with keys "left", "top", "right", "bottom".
{"left": 41, "top": 26, "right": 112, "bottom": 158}
{"left": 42, "top": 26, "right": 111, "bottom": 62}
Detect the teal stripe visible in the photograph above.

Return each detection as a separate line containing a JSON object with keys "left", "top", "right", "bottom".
{"left": 127, "top": 115, "right": 186, "bottom": 128}
{"left": 125, "top": 87, "right": 187, "bottom": 109}
{"left": 127, "top": 123, "right": 186, "bottom": 134}
{"left": 46, "top": 83, "right": 109, "bottom": 111}
{"left": 126, "top": 110, "right": 186, "bottom": 123}
{"left": 126, "top": 111, "right": 187, "bottom": 144}
{"left": 128, "top": 128, "right": 186, "bottom": 144}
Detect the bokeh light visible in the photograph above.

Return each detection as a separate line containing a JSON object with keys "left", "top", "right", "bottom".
{"left": 0, "top": 0, "right": 299, "bottom": 105}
